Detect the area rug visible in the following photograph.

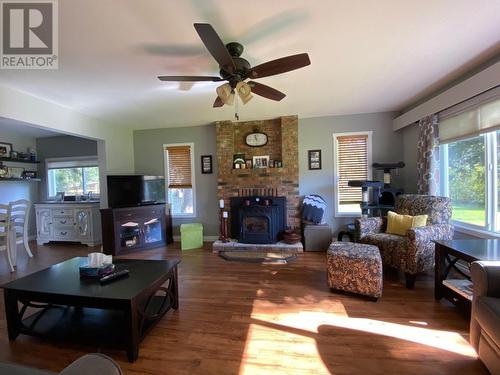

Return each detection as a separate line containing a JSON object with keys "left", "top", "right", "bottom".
{"left": 219, "top": 250, "right": 298, "bottom": 264}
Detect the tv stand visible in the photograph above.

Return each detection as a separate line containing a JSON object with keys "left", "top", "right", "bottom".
{"left": 100, "top": 203, "right": 173, "bottom": 256}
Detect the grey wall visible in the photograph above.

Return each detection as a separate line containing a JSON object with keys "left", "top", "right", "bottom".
{"left": 133, "top": 112, "right": 405, "bottom": 238}
{"left": 399, "top": 123, "right": 419, "bottom": 194}
{"left": 299, "top": 112, "right": 403, "bottom": 234}
{"left": 0, "top": 127, "right": 38, "bottom": 236}
{"left": 133, "top": 124, "right": 219, "bottom": 237}
{"left": 36, "top": 135, "right": 98, "bottom": 201}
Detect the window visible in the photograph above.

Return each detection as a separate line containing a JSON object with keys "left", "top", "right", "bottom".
{"left": 333, "top": 131, "right": 372, "bottom": 216}
{"left": 497, "top": 130, "right": 500, "bottom": 232}
{"left": 164, "top": 143, "right": 195, "bottom": 217}
{"left": 47, "top": 157, "right": 99, "bottom": 198}
{"left": 439, "top": 94, "right": 500, "bottom": 233}
{"left": 441, "top": 135, "right": 486, "bottom": 226}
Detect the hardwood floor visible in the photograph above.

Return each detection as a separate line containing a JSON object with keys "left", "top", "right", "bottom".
{"left": 0, "top": 242, "right": 489, "bottom": 374}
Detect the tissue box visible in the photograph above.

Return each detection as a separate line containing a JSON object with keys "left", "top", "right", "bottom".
{"left": 79, "top": 262, "right": 115, "bottom": 278}
{"left": 79, "top": 252, "right": 114, "bottom": 278}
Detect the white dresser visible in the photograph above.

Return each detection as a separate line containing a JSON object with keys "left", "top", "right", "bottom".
{"left": 35, "top": 202, "right": 102, "bottom": 247}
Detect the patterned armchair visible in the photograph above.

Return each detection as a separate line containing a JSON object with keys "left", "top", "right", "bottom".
{"left": 355, "top": 194, "right": 453, "bottom": 289}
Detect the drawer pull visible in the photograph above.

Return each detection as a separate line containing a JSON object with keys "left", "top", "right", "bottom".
{"left": 60, "top": 220, "right": 67, "bottom": 224}
{"left": 60, "top": 231, "right": 67, "bottom": 236}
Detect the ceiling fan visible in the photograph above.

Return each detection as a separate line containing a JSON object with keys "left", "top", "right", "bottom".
{"left": 157, "top": 23, "right": 311, "bottom": 108}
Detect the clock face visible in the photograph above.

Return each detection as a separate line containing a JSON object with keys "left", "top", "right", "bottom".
{"left": 246, "top": 132, "right": 268, "bottom": 147}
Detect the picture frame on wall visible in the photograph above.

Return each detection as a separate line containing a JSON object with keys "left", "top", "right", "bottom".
{"left": 201, "top": 155, "right": 213, "bottom": 174}
{"left": 252, "top": 155, "right": 269, "bottom": 169}
{"left": 0, "top": 142, "right": 13, "bottom": 158}
{"left": 308, "top": 149, "right": 322, "bottom": 170}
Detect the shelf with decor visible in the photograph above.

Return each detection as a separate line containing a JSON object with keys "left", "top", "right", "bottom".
{"left": 0, "top": 177, "right": 41, "bottom": 182}
{"left": 0, "top": 158, "right": 39, "bottom": 180}
{"left": 231, "top": 167, "right": 284, "bottom": 176}
{"left": 0, "top": 157, "right": 40, "bottom": 164}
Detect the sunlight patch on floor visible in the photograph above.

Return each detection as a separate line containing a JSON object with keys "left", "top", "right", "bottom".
{"left": 409, "top": 320, "right": 428, "bottom": 326}
{"left": 248, "top": 306, "right": 477, "bottom": 358}
{"left": 239, "top": 323, "right": 331, "bottom": 375}
{"left": 238, "top": 299, "right": 347, "bottom": 374}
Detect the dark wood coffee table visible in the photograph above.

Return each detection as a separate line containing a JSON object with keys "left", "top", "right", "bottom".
{"left": 2, "top": 257, "right": 180, "bottom": 362}
{"left": 435, "top": 239, "right": 500, "bottom": 313}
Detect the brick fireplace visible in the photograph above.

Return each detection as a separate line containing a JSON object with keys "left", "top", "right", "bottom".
{"left": 216, "top": 115, "right": 300, "bottom": 239}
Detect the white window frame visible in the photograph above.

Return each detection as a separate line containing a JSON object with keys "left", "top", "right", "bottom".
{"left": 163, "top": 142, "right": 196, "bottom": 218}
{"left": 440, "top": 131, "right": 499, "bottom": 236}
{"left": 46, "top": 156, "right": 100, "bottom": 199}
{"left": 333, "top": 131, "right": 373, "bottom": 217}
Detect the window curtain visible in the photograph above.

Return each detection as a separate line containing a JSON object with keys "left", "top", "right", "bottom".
{"left": 417, "top": 114, "right": 440, "bottom": 195}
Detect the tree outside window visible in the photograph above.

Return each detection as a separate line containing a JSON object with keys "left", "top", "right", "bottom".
{"left": 446, "top": 135, "right": 486, "bottom": 226}
{"left": 48, "top": 166, "right": 99, "bottom": 197}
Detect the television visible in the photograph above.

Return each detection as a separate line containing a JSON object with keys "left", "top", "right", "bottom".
{"left": 107, "top": 175, "right": 166, "bottom": 208}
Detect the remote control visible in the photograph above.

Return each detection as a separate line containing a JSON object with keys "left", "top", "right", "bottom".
{"left": 100, "top": 269, "right": 129, "bottom": 284}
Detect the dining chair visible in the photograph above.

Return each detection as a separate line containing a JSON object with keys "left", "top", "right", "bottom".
{"left": 9, "top": 199, "right": 33, "bottom": 259}
{"left": 0, "top": 203, "right": 14, "bottom": 272}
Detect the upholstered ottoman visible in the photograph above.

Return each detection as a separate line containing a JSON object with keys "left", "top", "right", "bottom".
{"left": 180, "top": 223, "right": 203, "bottom": 250}
{"left": 327, "top": 241, "right": 383, "bottom": 299}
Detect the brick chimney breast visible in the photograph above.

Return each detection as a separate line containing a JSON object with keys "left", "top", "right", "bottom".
{"left": 216, "top": 115, "right": 300, "bottom": 229}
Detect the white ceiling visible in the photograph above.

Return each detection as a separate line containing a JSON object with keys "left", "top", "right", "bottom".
{"left": 0, "top": 117, "right": 61, "bottom": 138}
{"left": 0, "top": 0, "right": 499, "bottom": 130}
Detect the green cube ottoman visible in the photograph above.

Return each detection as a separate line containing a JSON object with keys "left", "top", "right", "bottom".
{"left": 180, "top": 223, "right": 204, "bottom": 250}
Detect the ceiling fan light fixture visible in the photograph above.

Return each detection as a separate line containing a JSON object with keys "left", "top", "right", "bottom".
{"left": 156, "top": 23, "right": 310, "bottom": 108}
{"left": 216, "top": 83, "right": 234, "bottom": 105}
{"left": 236, "top": 81, "right": 253, "bottom": 104}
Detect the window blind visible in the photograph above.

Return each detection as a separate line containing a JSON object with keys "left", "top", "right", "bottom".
{"left": 337, "top": 134, "right": 368, "bottom": 204}
{"left": 166, "top": 145, "right": 192, "bottom": 188}
{"left": 439, "top": 86, "right": 500, "bottom": 143}
{"left": 46, "top": 157, "right": 98, "bottom": 169}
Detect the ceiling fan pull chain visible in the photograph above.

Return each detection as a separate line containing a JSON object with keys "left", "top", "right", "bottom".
{"left": 235, "top": 94, "right": 239, "bottom": 120}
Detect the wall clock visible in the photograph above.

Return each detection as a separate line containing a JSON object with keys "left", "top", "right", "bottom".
{"left": 246, "top": 132, "right": 268, "bottom": 147}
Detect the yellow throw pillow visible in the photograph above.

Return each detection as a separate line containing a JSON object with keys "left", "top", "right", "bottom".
{"left": 411, "top": 214, "right": 428, "bottom": 228}
{"left": 386, "top": 211, "right": 428, "bottom": 236}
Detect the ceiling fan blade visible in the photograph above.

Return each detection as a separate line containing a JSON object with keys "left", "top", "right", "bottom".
{"left": 249, "top": 53, "right": 310, "bottom": 79}
{"left": 248, "top": 81, "right": 286, "bottom": 101}
{"left": 213, "top": 96, "right": 224, "bottom": 107}
{"left": 193, "top": 23, "right": 236, "bottom": 73}
{"left": 158, "top": 76, "right": 222, "bottom": 82}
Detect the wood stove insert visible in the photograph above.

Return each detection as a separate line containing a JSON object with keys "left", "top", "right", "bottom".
{"left": 230, "top": 196, "right": 286, "bottom": 244}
